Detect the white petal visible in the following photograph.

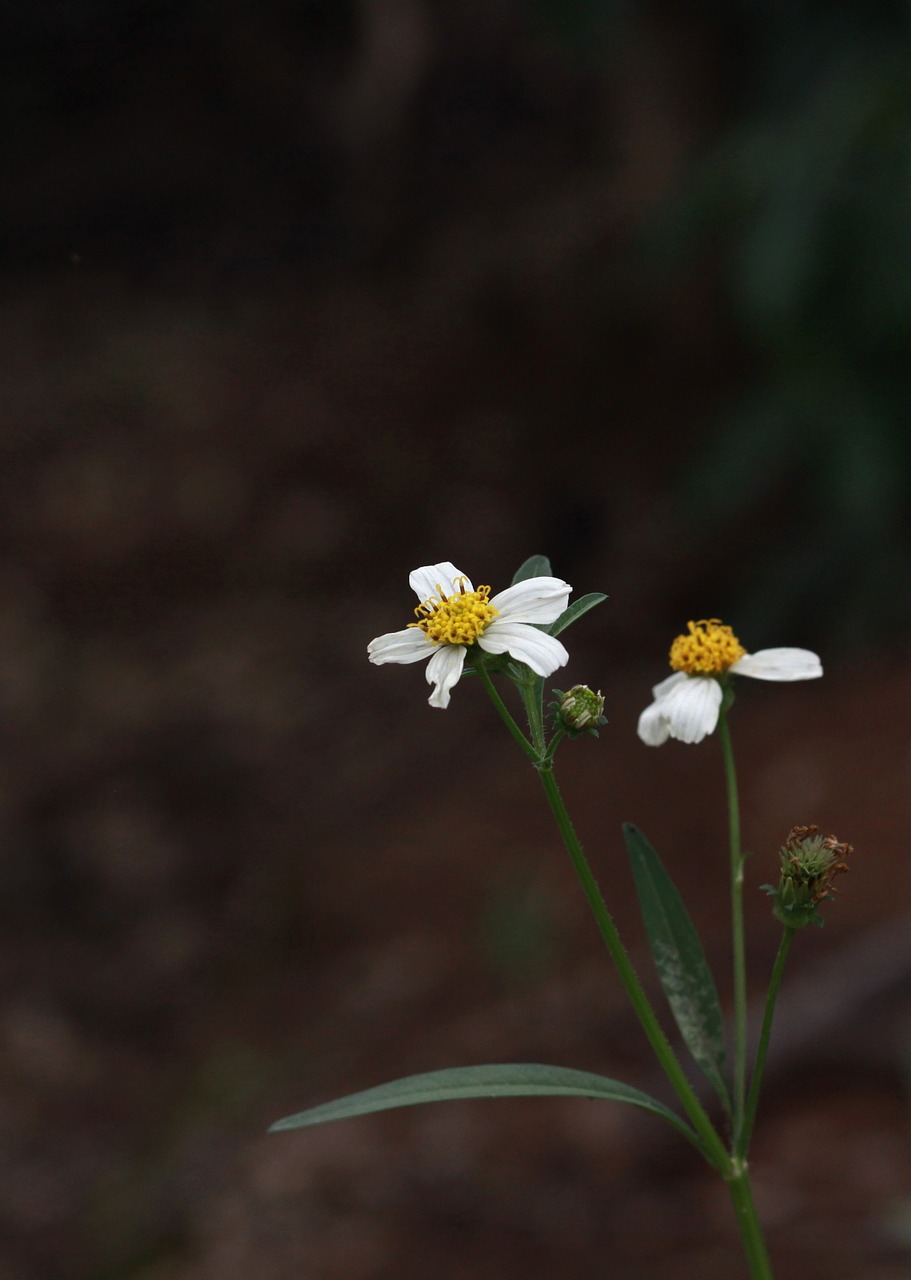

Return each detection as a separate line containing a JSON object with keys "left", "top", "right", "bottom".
{"left": 731, "top": 648, "right": 823, "bottom": 682}
{"left": 663, "top": 677, "right": 723, "bottom": 743}
{"left": 409, "top": 562, "right": 472, "bottom": 603}
{"left": 425, "top": 644, "right": 466, "bottom": 708}
{"left": 368, "top": 628, "right": 434, "bottom": 665}
{"left": 489, "top": 576, "right": 571, "bottom": 624}
{"left": 477, "top": 621, "right": 569, "bottom": 676}
{"left": 637, "top": 698, "right": 672, "bottom": 746}
{"left": 650, "top": 671, "right": 689, "bottom": 702}
{"left": 637, "top": 673, "right": 691, "bottom": 746}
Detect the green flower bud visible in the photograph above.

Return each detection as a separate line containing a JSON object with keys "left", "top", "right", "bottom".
{"left": 762, "top": 824, "right": 853, "bottom": 928}
{"left": 550, "top": 685, "right": 607, "bottom": 738}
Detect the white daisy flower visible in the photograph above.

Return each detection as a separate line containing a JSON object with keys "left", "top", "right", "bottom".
{"left": 638, "top": 618, "right": 822, "bottom": 746}
{"left": 368, "top": 561, "right": 572, "bottom": 708}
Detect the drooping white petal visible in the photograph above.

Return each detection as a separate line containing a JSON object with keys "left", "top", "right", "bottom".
{"left": 637, "top": 673, "right": 691, "bottom": 746}
{"left": 731, "top": 648, "right": 823, "bottom": 682}
{"left": 425, "top": 643, "right": 466, "bottom": 708}
{"left": 477, "top": 620, "right": 569, "bottom": 676}
{"left": 663, "top": 676, "right": 723, "bottom": 744}
{"left": 368, "top": 627, "right": 434, "bottom": 665}
{"left": 488, "top": 576, "right": 571, "bottom": 625}
{"left": 649, "top": 672, "right": 689, "bottom": 702}
{"left": 409, "top": 562, "right": 472, "bottom": 603}
{"left": 637, "top": 697, "right": 673, "bottom": 746}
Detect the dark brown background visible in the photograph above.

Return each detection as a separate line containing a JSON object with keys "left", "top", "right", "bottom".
{"left": 2, "top": 2, "right": 911, "bottom": 1277}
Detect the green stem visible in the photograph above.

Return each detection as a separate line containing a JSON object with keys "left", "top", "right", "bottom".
{"left": 717, "top": 701, "right": 747, "bottom": 1143}
{"left": 519, "top": 676, "right": 547, "bottom": 755}
{"left": 740, "top": 927, "right": 795, "bottom": 1154}
{"left": 478, "top": 667, "right": 776, "bottom": 1274}
{"left": 535, "top": 763, "right": 730, "bottom": 1174}
{"left": 541, "top": 725, "right": 565, "bottom": 766}
{"left": 477, "top": 666, "right": 539, "bottom": 764}
{"left": 727, "top": 1163, "right": 775, "bottom": 1280}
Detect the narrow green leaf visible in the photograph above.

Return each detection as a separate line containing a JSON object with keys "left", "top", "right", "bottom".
{"left": 269, "top": 1062, "right": 699, "bottom": 1147}
{"left": 624, "top": 824, "right": 731, "bottom": 1114}
{"left": 511, "top": 555, "right": 552, "bottom": 584}
{"left": 549, "top": 592, "right": 607, "bottom": 637}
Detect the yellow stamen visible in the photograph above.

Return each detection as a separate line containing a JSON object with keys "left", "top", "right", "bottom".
{"left": 409, "top": 577, "right": 499, "bottom": 646}
{"left": 669, "top": 619, "right": 746, "bottom": 675}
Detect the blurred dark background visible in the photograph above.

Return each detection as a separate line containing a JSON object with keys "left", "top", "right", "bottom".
{"left": 2, "top": 2, "right": 911, "bottom": 1277}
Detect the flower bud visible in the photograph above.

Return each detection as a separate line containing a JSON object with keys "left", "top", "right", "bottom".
{"left": 551, "top": 685, "right": 607, "bottom": 738}
{"left": 762, "top": 824, "right": 853, "bottom": 928}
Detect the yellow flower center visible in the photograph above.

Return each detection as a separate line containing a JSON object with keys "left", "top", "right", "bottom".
{"left": 409, "top": 577, "right": 499, "bottom": 646}
{"left": 669, "top": 619, "right": 746, "bottom": 675}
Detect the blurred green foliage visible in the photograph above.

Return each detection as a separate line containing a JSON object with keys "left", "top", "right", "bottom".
{"left": 658, "top": 3, "right": 911, "bottom": 646}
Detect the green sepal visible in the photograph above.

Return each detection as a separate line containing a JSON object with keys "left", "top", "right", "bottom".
{"left": 761, "top": 882, "right": 826, "bottom": 929}
{"left": 269, "top": 1062, "right": 702, "bottom": 1150}
{"left": 463, "top": 649, "right": 513, "bottom": 679}
{"left": 624, "top": 824, "right": 732, "bottom": 1115}
{"left": 549, "top": 688, "right": 607, "bottom": 740}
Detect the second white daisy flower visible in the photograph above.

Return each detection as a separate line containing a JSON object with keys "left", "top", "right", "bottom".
{"left": 638, "top": 619, "right": 822, "bottom": 746}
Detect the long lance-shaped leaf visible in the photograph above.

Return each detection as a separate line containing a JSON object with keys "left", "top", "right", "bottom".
{"left": 269, "top": 1063, "right": 701, "bottom": 1150}
{"left": 624, "top": 824, "right": 732, "bottom": 1116}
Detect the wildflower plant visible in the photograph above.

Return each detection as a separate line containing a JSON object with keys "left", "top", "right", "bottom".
{"left": 271, "top": 556, "right": 848, "bottom": 1280}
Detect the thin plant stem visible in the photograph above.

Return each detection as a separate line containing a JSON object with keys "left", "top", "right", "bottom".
{"left": 521, "top": 676, "right": 547, "bottom": 755}
{"left": 716, "top": 700, "right": 778, "bottom": 1276}
{"left": 535, "top": 765, "right": 730, "bottom": 1173}
{"left": 717, "top": 701, "right": 748, "bottom": 1142}
{"left": 541, "top": 725, "right": 565, "bottom": 765}
{"left": 479, "top": 667, "right": 780, "bottom": 1276}
{"left": 740, "top": 927, "right": 795, "bottom": 1154}
{"left": 477, "top": 666, "right": 539, "bottom": 764}
{"left": 727, "top": 1163, "right": 775, "bottom": 1280}
{"left": 478, "top": 668, "right": 727, "bottom": 1168}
